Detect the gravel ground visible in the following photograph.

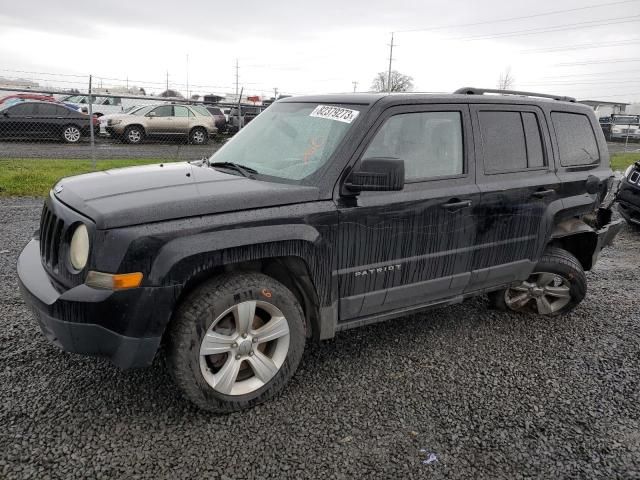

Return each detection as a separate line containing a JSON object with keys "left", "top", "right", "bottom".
{"left": 1, "top": 197, "right": 640, "bottom": 479}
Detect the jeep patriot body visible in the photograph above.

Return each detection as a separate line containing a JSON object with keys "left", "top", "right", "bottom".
{"left": 18, "top": 88, "right": 623, "bottom": 412}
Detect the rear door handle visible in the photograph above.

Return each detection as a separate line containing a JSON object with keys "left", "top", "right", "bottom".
{"left": 531, "top": 189, "right": 555, "bottom": 198}
{"left": 440, "top": 199, "right": 472, "bottom": 210}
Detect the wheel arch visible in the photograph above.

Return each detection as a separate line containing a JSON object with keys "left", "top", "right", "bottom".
{"left": 163, "top": 255, "right": 322, "bottom": 345}
{"left": 548, "top": 218, "right": 598, "bottom": 271}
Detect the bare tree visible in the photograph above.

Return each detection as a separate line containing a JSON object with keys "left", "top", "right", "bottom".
{"left": 497, "top": 67, "right": 515, "bottom": 90}
{"left": 371, "top": 70, "right": 414, "bottom": 92}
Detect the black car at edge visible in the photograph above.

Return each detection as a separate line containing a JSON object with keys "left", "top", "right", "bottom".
{"left": 0, "top": 101, "right": 98, "bottom": 143}
{"left": 18, "top": 88, "right": 623, "bottom": 412}
{"left": 618, "top": 160, "right": 640, "bottom": 228}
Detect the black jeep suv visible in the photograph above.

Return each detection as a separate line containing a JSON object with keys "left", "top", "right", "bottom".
{"left": 18, "top": 88, "right": 623, "bottom": 412}
{"left": 618, "top": 160, "right": 640, "bottom": 228}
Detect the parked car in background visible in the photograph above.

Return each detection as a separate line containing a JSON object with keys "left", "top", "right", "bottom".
{"left": 0, "top": 93, "right": 56, "bottom": 105}
{"left": 617, "top": 161, "right": 640, "bottom": 229}
{"left": 228, "top": 105, "right": 264, "bottom": 132}
{"left": 0, "top": 101, "right": 98, "bottom": 143}
{"left": 60, "top": 95, "right": 125, "bottom": 117}
{"left": 204, "top": 106, "right": 227, "bottom": 131}
{"left": 607, "top": 115, "right": 640, "bottom": 141}
{"left": 105, "top": 103, "right": 216, "bottom": 144}
{"left": 598, "top": 116, "right": 612, "bottom": 140}
{"left": 99, "top": 105, "right": 148, "bottom": 135}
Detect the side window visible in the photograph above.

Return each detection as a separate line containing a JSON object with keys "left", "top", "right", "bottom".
{"left": 551, "top": 112, "right": 600, "bottom": 166}
{"left": 55, "top": 106, "right": 71, "bottom": 116}
{"left": 363, "top": 111, "right": 464, "bottom": 180}
{"left": 174, "top": 106, "right": 190, "bottom": 117}
{"left": 478, "top": 110, "right": 546, "bottom": 173}
{"left": 151, "top": 106, "right": 173, "bottom": 117}
{"left": 8, "top": 104, "right": 36, "bottom": 116}
{"left": 38, "top": 104, "right": 59, "bottom": 116}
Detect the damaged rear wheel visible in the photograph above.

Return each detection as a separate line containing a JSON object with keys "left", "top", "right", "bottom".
{"left": 489, "top": 247, "right": 586, "bottom": 316}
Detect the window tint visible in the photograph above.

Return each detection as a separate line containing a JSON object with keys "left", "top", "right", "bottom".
{"left": 208, "top": 107, "right": 223, "bottom": 115}
{"left": 9, "top": 103, "right": 37, "bottom": 115}
{"left": 551, "top": 112, "right": 599, "bottom": 166}
{"left": 522, "top": 112, "right": 544, "bottom": 168}
{"left": 479, "top": 111, "right": 527, "bottom": 172}
{"left": 151, "top": 105, "right": 172, "bottom": 117}
{"left": 479, "top": 110, "right": 546, "bottom": 173}
{"left": 174, "top": 106, "right": 190, "bottom": 117}
{"left": 363, "top": 111, "right": 464, "bottom": 180}
{"left": 191, "top": 105, "right": 211, "bottom": 116}
{"left": 37, "top": 103, "right": 60, "bottom": 116}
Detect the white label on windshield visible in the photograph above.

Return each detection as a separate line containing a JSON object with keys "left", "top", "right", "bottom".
{"left": 310, "top": 105, "right": 360, "bottom": 124}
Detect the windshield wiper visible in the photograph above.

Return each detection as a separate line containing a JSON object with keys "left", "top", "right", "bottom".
{"left": 208, "top": 161, "right": 258, "bottom": 179}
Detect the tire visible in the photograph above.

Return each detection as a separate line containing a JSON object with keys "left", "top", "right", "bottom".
{"left": 167, "top": 273, "right": 306, "bottom": 412}
{"left": 61, "top": 124, "right": 82, "bottom": 143}
{"left": 123, "top": 125, "right": 144, "bottom": 144}
{"left": 488, "top": 247, "right": 587, "bottom": 317}
{"left": 190, "top": 127, "right": 209, "bottom": 145}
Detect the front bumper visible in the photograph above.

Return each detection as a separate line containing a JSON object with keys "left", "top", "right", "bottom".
{"left": 592, "top": 218, "right": 624, "bottom": 266}
{"left": 17, "top": 239, "right": 177, "bottom": 369}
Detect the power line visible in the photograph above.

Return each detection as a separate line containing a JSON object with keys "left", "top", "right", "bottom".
{"left": 540, "top": 69, "right": 640, "bottom": 79}
{"left": 555, "top": 57, "right": 640, "bottom": 66}
{"left": 394, "top": 0, "right": 640, "bottom": 33}
{"left": 450, "top": 15, "right": 640, "bottom": 41}
{"left": 522, "top": 38, "right": 640, "bottom": 53}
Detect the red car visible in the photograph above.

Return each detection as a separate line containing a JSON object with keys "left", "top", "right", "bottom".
{"left": 0, "top": 93, "right": 57, "bottom": 106}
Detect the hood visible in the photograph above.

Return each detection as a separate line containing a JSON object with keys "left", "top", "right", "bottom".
{"left": 53, "top": 162, "right": 320, "bottom": 229}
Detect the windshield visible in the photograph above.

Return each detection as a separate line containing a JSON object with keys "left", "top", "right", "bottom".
{"left": 209, "top": 102, "right": 361, "bottom": 181}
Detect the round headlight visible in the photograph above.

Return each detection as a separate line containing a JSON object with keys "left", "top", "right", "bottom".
{"left": 69, "top": 224, "right": 90, "bottom": 270}
{"left": 624, "top": 165, "right": 633, "bottom": 178}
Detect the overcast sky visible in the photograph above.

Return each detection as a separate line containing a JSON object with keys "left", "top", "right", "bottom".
{"left": 0, "top": 0, "right": 638, "bottom": 101}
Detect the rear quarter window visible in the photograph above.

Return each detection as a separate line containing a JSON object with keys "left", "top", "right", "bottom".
{"left": 551, "top": 112, "right": 600, "bottom": 167}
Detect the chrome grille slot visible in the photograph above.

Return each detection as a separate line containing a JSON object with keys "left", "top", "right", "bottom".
{"left": 39, "top": 203, "right": 65, "bottom": 271}
{"left": 630, "top": 170, "right": 640, "bottom": 185}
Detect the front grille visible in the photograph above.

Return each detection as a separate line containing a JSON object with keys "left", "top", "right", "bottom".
{"left": 39, "top": 203, "right": 65, "bottom": 272}
{"left": 38, "top": 197, "right": 92, "bottom": 288}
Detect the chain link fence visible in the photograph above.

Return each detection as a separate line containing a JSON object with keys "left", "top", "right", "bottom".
{"left": 0, "top": 82, "right": 271, "bottom": 165}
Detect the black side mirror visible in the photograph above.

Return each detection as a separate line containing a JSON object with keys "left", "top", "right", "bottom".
{"left": 345, "top": 157, "right": 405, "bottom": 193}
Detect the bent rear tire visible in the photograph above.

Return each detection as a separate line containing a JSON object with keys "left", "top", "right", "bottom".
{"left": 61, "top": 125, "right": 82, "bottom": 143}
{"left": 123, "top": 125, "right": 144, "bottom": 144}
{"left": 167, "top": 273, "right": 306, "bottom": 413}
{"left": 489, "top": 247, "right": 586, "bottom": 317}
{"left": 190, "top": 127, "right": 209, "bottom": 145}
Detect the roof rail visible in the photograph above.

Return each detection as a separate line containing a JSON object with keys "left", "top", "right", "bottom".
{"left": 454, "top": 87, "right": 576, "bottom": 103}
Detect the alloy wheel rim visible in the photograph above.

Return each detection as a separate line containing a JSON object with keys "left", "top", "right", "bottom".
{"left": 128, "top": 129, "right": 141, "bottom": 142}
{"left": 64, "top": 127, "right": 81, "bottom": 142}
{"left": 199, "top": 300, "right": 290, "bottom": 396}
{"left": 504, "top": 272, "right": 572, "bottom": 315}
{"left": 193, "top": 130, "right": 205, "bottom": 143}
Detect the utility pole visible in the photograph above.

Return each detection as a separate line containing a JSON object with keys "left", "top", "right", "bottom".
{"left": 166, "top": 70, "right": 169, "bottom": 93}
{"left": 273, "top": 87, "right": 278, "bottom": 100}
{"left": 186, "top": 54, "right": 189, "bottom": 99}
{"left": 352, "top": 81, "right": 358, "bottom": 93}
{"left": 387, "top": 32, "right": 395, "bottom": 92}
{"left": 235, "top": 59, "right": 239, "bottom": 97}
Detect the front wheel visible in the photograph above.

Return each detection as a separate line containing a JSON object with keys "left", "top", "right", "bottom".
{"left": 489, "top": 247, "right": 586, "bottom": 316}
{"left": 123, "top": 125, "right": 144, "bottom": 144}
{"left": 167, "top": 273, "right": 306, "bottom": 412}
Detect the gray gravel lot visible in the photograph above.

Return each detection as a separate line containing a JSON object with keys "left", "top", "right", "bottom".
{"left": 1, "top": 196, "right": 640, "bottom": 479}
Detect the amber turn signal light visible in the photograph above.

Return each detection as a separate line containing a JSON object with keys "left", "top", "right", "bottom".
{"left": 86, "top": 271, "right": 143, "bottom": 290}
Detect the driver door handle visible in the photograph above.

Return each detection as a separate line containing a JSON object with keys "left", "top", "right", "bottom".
{"left": 531, "top": 189, "right": 555, "bottom": 198}
{"left": 440, "top": 199, "right": 472, "bottom": 210}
